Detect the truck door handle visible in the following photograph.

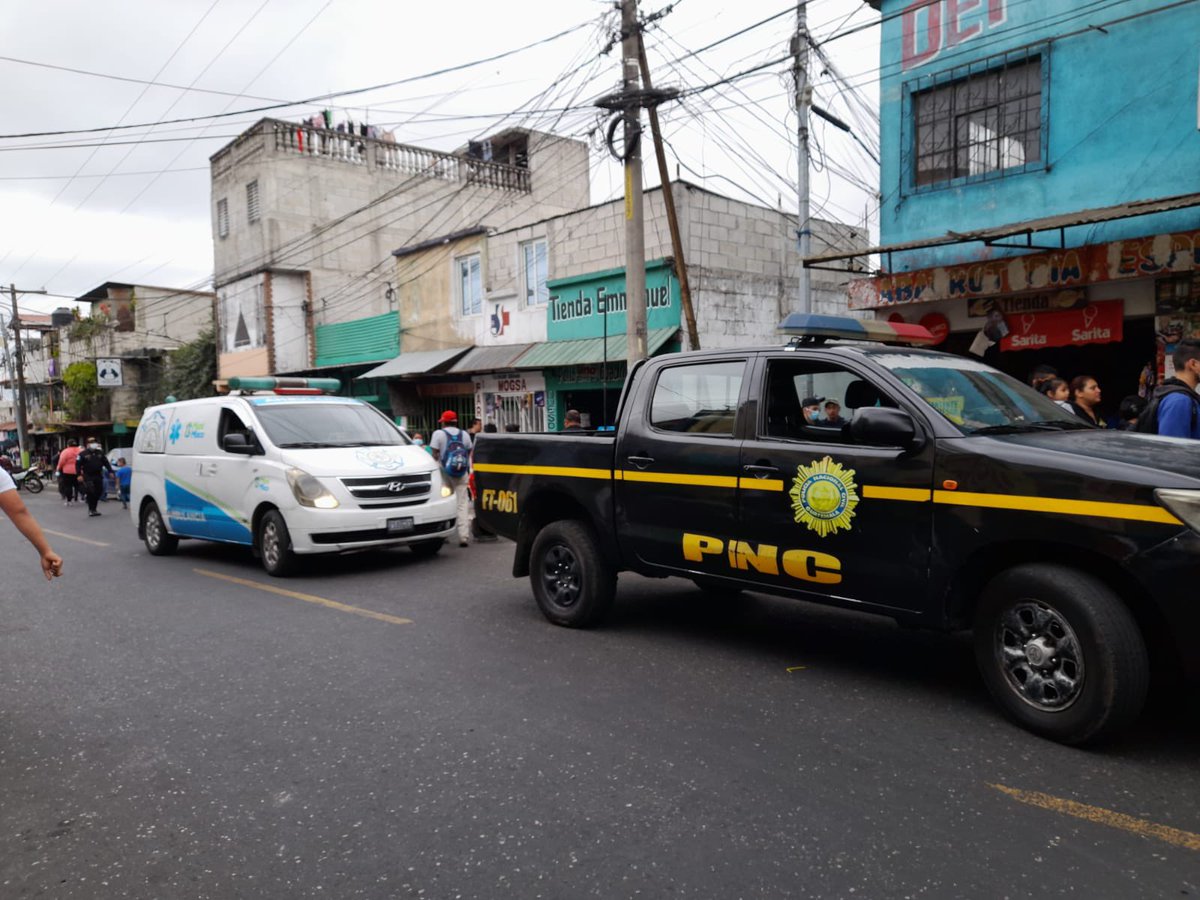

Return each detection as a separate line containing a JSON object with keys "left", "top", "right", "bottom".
{"left": 743, "top": 464, "right": 780, "bottom": 478}
{"left": 626, "top": 455, "right": 655, "bottom": 469}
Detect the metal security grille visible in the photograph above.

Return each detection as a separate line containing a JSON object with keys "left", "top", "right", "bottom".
{"left": 246, "top": 179, "right": 260, "bottom": 223}
{"left": 914, "top": 54, "right": 1042, "bottom": 188}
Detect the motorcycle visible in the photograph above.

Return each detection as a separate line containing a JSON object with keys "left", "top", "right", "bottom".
{"left": 12, "top": 468, "right": 43, "bottom": 493}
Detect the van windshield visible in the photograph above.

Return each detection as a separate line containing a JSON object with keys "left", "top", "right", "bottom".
{"left": 864, "top": 351, "right": 1092, "bottom": 435}
{"left": 252, "top": 402, "right": 408, "bottom": 448}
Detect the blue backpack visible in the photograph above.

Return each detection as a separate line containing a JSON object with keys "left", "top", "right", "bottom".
{"left": 440, "top": 427, "right": 470, "bottom": 478}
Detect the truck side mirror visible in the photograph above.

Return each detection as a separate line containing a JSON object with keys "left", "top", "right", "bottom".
{"left": 850, "top": 407, "right": 921, "bottom": 450}
{"left": 223, "top": 433, "right": 254, "bottom": 455}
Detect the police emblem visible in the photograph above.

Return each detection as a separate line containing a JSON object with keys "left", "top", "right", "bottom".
{"left": 789, "top": 456, "right": 860, "bottom": 538}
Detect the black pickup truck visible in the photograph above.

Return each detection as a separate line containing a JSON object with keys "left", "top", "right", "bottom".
{"left": 473, "top": 315, "right": 1200, "bottom": 744}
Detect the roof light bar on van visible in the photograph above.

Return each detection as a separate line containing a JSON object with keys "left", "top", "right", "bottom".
{"left": 227, "top": 376, "right": 341, "bottom": 394}
{"left": 778, "top": 313, "right": 938, "bottom": 346}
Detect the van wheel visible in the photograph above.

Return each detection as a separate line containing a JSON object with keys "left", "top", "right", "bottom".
{"left": 973, "top": 563, "right": 1149, "bottom": 745}
{"left": 142, "top": 501, "right": 178, "bottom": 556}
{"left": 530, "top": 520, "right": 615, "bottom": 628}
{"left": 258, "top": 510, "right": 298, "bottom": 577}
{"left": 410, "top": 539, "right": 443, "bottom": 559}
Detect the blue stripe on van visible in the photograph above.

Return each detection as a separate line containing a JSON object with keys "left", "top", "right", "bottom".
{"left": 165, "top": 479, "right": 253, "bottom": 545}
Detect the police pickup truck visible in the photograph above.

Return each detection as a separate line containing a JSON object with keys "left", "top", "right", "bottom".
{"left": 474, "top": 315, "right": 1200, "bottom": 745}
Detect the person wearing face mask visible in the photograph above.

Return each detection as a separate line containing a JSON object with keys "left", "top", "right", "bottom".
{"left": 801, "top": 396, "right": 825, "bottom": 425}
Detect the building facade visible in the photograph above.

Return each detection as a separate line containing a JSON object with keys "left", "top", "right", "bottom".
{"left": 819, "top": 0, "right": 1200, "bottom": 410}
{"left": 210, "top": 119, "right": 591, "bottom": 390}
{"left": 370, "top": 181, "right": 867, "bottom": 433}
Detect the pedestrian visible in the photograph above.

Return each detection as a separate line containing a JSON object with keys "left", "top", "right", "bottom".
{"left": 0, "top": 463, "right": 63, "bottom": 579}
{"left": 114, "top": 457, "right": 133, "bottom": 509}
{"left": 1138, "top": 339, "right": 1200, "bottom": 439}
{"left": 1068, "top": 376, "right": 1104, "bottom": 426}
{"left": 56, "top": 438, "right": 81, "bottom": 505}
{"left": 1038, "top": 377, "right": 1073, "bottom": 410}
{"left": 411, "top": 432, "right": 433, "bottom": 454}
{"left": 429, "top": 410, "right": 473, "bottom": 547}
{"left": 1029, "top": 363, "right": 1059, "bottom": 393}
{"left": 77, "top": 439, "right": 114, "bottom": 517}
{"left": 563, "top": 409, "right": 583, "bottom": 430}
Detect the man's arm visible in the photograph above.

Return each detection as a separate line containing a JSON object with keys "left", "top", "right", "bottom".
{"left": 1156, "top": 394, "right": 1192, "bottom": 438}
{"left": 0, "top": 490, "right": 64, "bottom": 579}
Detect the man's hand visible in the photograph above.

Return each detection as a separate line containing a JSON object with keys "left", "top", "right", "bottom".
{"left": 41, "top": 551, "right": 63, "bottom": 580}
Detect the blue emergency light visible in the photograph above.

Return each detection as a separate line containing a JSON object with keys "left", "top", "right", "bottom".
{"left": 778, "top": 313, "right": 938, "bottom": 346}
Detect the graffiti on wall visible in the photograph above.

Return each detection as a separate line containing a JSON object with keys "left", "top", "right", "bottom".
{"left": 849, "top": 229, "right": 1200, "bottom": 309}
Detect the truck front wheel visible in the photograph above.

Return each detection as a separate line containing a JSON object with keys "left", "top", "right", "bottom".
{"left": 973, "top": 563, "right": 1149, "bottom": 745}
{"left": 530, "top": 520, "right": 615, "bottom": 628}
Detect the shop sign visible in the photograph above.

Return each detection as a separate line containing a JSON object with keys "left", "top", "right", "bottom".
{"left": 998, "top": 300, "right": 1123, "bottom": 352}
{"left": 477, "top": 373, "right": 546, "bottom": 394}
{"left": 546, "top": 259, "right": 680, "bottom": 341}
{"left": 553, "top": 361, "right": 627, "bottom": 386}
{"left": 848, "top": 229, "right": 1200, "bottom": 310}
{"left": 966, "top": 290, "right": 1086, "bottom": 317}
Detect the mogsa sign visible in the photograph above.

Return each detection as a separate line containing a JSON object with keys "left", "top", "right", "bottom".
{"left": 546, "top": 259, "right": 680, "bottom": 342}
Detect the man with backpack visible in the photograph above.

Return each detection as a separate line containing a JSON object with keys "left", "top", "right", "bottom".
{"left": 430, "top": 410, "right": 473, "bottom": 547}
{"left": 1137, "top": 340, "right": 1200, "bottom": 439}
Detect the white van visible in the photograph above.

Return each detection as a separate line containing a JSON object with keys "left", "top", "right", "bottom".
{"left": 130, "top": 380, "right": 457, "bottom": 576}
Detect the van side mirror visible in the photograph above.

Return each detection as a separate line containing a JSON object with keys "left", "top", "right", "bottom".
{"left": 223, "top": 433, "right": 255, "bottom": 455}
{"left": 850, "top": 407, "right": 921, "bottom": 450}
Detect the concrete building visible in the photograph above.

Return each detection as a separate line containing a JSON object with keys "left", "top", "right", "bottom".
{"left": 368, "top": 181, "right": 867, "bottom": 432}
{"left": 809, "top": 0, "right": 1200, "bottom": 408}
{"left": 8, "top": 283, "right": 214, "bottom": 456}
{"left": 209, "top": 118, "right": 591, "bottom": 387}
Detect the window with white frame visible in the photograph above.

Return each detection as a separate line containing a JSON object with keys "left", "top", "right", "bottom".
{"left": 217, "top": 198, "right": 229, "bottom": 238}
{"left": 521, "top": 239, "right": 548, "bottom": 306}
{"left": 246, "top": 179, "right": 260, "bottom": 223}
{"left": 457, "top": 254, "right": 482, "bottom": 316}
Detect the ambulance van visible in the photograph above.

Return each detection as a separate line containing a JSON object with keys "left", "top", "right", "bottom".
{"left": 130, "top": 377, "right": 457, "bottom": 575}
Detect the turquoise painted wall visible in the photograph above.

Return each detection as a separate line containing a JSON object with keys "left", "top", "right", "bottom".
{"left": 878, "top": 0, "right": 1200, "bottom": 271}
{"left": 546, "top": 259, "right": 680, "bottom": 340}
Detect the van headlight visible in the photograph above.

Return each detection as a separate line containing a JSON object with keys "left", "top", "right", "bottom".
{"left": 1154, "top": 489, "right": 1200, "bottom": 533}
{"left": 287, "top": 467, "right": 339, "bottom": 509}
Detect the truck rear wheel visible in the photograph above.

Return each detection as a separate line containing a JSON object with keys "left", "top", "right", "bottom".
{"left": 530, "top": 520, "right": 615, "bottom": 628}
{"left": 973, "top": 563, "right": 1148, "bottom": 745}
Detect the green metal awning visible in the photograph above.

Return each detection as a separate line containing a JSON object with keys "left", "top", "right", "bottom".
{"left": 357, "top": 346, "right": 471, "bottom": 379}
{"left": 513, "top": 328, "right": 678, "bottom": 369}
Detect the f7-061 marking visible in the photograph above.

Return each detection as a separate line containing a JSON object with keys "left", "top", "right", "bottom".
{"left": 480, "top": 488, "right": 519, "bottom": 514}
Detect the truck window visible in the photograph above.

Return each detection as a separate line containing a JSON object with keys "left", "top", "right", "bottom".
{"left": 649, "top": 360, "right": 745, "bottom": 436}
{"left": 762, "top": 359, "right": 896, "bottom": 442}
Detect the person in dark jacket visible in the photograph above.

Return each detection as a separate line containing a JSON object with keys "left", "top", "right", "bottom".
{"left": 77, "top": 440, "right": 114, "bottom": 517}
{"left": 1153, "top": 340, "right": 1200, "bottom": 439}
{"left": 1068, "top": 376, "right": 1104, "bottom": 426}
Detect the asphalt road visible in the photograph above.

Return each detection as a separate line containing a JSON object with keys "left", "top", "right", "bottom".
{"left": 2, "top": 490, "right": 1198, "bottom": 899}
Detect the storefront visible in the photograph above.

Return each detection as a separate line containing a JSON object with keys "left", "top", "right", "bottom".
{"left": 515, "top": 260, "right": 681, "bottom": 429}
{"left": 843, "top": 228, "right": 1200, "bottom": 419}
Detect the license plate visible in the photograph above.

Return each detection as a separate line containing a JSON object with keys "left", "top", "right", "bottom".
{"left": 387, "top": 517, "right": 414, "bottom": 534}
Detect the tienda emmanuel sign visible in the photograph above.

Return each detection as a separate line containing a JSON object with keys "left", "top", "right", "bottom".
{"left": 998, "top": 300, "right": 1123, "bottom": 352}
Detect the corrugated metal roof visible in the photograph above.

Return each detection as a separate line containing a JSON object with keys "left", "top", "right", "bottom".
{"left": 314, "top": 312, "right": 400, "bottom": 368}
{"left": 446, "top": 343, "right": 535, "bottom": 374}
{"left": 513, "top": 328, "right": 678, "bottom": 368}
{"left": 804, "top": 191, "right": 1200, "bottom": 266}
{"left": 357, "top": 346, "right": 471, "bottom": 379}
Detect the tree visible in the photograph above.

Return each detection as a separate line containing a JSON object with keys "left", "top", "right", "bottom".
{"left": 160, "top": 330, "right": 217, "bottom": 401}
{"left": 63, "top": 361, "right": 103, "bottom": 421}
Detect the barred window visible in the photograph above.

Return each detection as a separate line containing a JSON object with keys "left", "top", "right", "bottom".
{"left": 217, "top": 198, "right": 229, "bottom": 238}
{"left": 246, "top": 179, "right": 260, "bottom": 223}
{"left": 914, "top": 56, "right": 1042, "bottom": 188}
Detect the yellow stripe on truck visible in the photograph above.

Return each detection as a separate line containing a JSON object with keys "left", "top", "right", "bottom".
{"left": 473, "top": 463, "right": 612, "bottom": 480}
{"left": 932, "top": 490, "right": 1182, "bottom": 525}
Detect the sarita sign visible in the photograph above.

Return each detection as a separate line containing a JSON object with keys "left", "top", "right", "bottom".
{"left": 546, "top": 258, "right": 681, "bottom": 341}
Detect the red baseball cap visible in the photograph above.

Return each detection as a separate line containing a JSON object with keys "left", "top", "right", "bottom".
{"left": 439, "top": 410, "right": 458, "bottom": 423}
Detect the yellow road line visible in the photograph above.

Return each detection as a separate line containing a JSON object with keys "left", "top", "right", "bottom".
{"left": 193, "top": 568, "right": 412, "bottom": 626}
{"left": 43, "top": 528, "right": 110, "bottom": 548}
{"left": 991, "top": 784, "right": 1200, "bottom": 851}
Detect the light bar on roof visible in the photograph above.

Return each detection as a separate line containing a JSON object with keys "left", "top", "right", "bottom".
{"left": 227, "top": 376, "right": 342, "bottom": 393}
{"left": 778, "top": 313, "right": 938, "bottom": 346}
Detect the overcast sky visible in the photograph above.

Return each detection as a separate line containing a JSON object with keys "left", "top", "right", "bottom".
{"left": 0, "top": 0, "right": 880, "bottom": 316}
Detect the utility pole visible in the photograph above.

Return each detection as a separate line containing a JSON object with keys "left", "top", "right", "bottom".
{"left": 792, "top": 2, "right": 812, "bottom": 314}
{"left": 9, "top": 284, "right": 47, "bottom": 468}
{"left": 636, "top": 32, "right": 699, "bottom": 351}
{"left": 622, "top": 0, "right": 647, "bottom": 365}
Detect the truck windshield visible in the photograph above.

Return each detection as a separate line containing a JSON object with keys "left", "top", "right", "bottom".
{"left": 865, "top": 351, "right": 1091, "bottom": 435}
{"left": 252, "top": 402, "right": 408, "bottom": 448}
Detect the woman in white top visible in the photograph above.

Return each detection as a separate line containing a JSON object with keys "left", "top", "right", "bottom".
{"left": 0, "top": 467, "right": 63, "bottom": 579}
